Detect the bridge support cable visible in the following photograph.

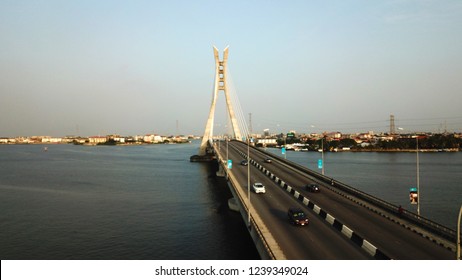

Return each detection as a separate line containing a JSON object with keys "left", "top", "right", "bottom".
{"left": 227, "top": 70, "right": 249, "bottom": 139}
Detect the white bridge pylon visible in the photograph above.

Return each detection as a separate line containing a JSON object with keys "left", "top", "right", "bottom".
{"left": 198, "top": 46, "right": 243, "bottom": 156}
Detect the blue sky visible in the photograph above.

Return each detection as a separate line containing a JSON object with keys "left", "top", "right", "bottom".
{"left": 1, "top": 0, "right": 461, "bottom": 137}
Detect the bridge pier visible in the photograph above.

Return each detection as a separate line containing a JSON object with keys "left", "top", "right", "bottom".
{"left": 228, "top": 198, "right": 239, "bottom": 212}
{"left": 216, "top": 163, "right": 225, "bottom": 177}
{"left": 190, "top": 146, "right": 216, "bottom": 162}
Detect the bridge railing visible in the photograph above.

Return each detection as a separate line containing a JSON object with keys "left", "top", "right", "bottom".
{"left": 330, "top": 176, "right": 457, "bottom": 242}
{"left": 213, "top": 142, "right": 283, "bottom": 260}
{"left": 231, "top": 140, "right": 458, "bottom": 243}
{"left": 227, "top": 169, "right": 278, "bottom": 260}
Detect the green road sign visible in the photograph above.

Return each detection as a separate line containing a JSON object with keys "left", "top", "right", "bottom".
{"left": 318, "top": 159, "right": 323, "bottom": 169}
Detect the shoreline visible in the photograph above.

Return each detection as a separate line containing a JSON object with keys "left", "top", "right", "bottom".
{"left": 0, "top": 142, "right": 192, "bottom": 146}
{"left": 2, "top": 143, "right": 460, "bottom": 152}
{"left": 272, "top": 147, "right": 461, "bottom": 153}
{"left": 344, "top": 149, "right": 460, "bottom": 153}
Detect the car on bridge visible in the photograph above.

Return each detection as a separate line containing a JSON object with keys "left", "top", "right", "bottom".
{"left": 240, "top": 160, "right": 248, "bottom": 166}
{"left": 264, "top": 158, "right": 272, "bottom": 163}
{"left": 288, "top": 207, "right": 309, "bottom": 226}
{"left": 304, "top": 183, "right": 320, "bottom": 193}
{"left": 252, "top": 182, "right": 266, "bottom": 194}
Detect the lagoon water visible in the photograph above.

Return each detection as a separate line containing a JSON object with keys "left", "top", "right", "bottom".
{"left": 0, "top": 143, "right": 259, "bottom": 260}
{"left": 1, "top": 142, "right": 461, "bottom": 259}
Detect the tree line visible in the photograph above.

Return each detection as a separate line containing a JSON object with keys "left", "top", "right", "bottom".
{"left": 273, "top": 134, "right": 462, "bottom": 151}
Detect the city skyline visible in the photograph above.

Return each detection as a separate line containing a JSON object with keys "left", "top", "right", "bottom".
{"left": 1, "top": 1, "right": 462, "bottom": 137}
{"left": 1, "top": 124, "right": 461, "bottom": 140}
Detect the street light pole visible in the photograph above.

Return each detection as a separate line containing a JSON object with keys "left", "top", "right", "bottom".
{"left": 226, "top": 136, "right": 229, "bottom": 179}
{"left": 416, "top": 135, "right": 420, "bottom": 216}
{"left": 247, "top": 135, "right": 251, "bottom": 227}
{"left": 457, "top": 204, "right": 461, "bottom": 260}
{"left": 399, "top": 127, "right": 421, "bottom": 216}
{"left": 321, "top": 137, "right": 325, "bottom": 175}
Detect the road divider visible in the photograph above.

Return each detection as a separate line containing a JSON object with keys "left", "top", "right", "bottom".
{"left": 235, "top": 148, "right": 390, "bottom": 260}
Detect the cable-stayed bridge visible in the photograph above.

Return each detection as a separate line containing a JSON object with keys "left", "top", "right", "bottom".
{"left": 191, "top": 47, "right": 458, "bottom": 259}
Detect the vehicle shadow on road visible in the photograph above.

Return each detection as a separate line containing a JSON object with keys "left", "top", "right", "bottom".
{"left": 268, "top": 208, "right": 288, "bottom": 223}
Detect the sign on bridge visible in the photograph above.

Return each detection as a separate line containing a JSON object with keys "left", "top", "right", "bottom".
{"left": 227, "top": 159, "right": 232, "bottom": 169}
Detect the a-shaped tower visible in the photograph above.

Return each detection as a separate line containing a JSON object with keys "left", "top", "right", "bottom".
{"left": 197, "top": 46, "right": 242, "bottom": 156}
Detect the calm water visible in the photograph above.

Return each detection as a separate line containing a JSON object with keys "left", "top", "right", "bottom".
{"left": 1, "top": 144, "right": 461, "bottom": 260}
{"left": 0, "top": 143, "right": 259, "bottom": 260}
{"left": 268, "top": 148, "right": 462, "bottom": 230}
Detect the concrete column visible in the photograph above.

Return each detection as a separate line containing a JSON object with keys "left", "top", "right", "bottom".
{"left": 198, "top": 46, "right": 242, "bottom": 155}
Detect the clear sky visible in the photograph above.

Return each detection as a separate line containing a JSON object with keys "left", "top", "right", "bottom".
{"left": 1, "top": 0, "right": 461, "bottom": 137}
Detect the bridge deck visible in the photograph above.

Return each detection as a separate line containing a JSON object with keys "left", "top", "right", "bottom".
{"left": 213, "top": 140, "right": 456, "bottom": 260}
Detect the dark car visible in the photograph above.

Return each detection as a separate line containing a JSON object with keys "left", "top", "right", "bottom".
{"left": 240, "top": 160, "right": 248, "bottom": 166}
{"left": 265, "top": 158, "right": 272, "bottom": 163}
{"left": 288, "top": 207, "right": 309, "bottom": 226}
{"left": 304, "top": 183, "right": 320, "bottom": 193}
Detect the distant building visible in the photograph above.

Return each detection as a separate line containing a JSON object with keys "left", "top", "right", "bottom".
{"left": 41, "top": 137, "right": 62, "bottom": 143}
{"left": 325, "top": 132, "right": 342, "bottom": 140}
{"left": 143, "top": 134, "right": 163, "bottom": 143}
{"left": 108, "top": 135, "right": 125, "bottom": 143}
{"left": 88, "top": 136, "right": 107, "bottom": 144}
{"left": 257, "top": 138, "right": 277, "bottom": 146}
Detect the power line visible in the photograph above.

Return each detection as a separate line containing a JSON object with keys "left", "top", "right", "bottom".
{"left": 253, "top": 116, "right": 462, "bottom": 133}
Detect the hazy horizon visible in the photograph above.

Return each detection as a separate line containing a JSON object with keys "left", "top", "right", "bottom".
{"left": 2, "top": 1, "right": 461, "bottom": 137}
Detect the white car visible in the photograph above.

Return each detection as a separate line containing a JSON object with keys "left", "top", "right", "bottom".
{"left": 252, "top": 182, "right": 266, "bottom": 194}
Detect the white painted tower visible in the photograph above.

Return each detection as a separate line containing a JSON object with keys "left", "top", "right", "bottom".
{"left": 198, "top": 46, "right": 242, "bottom": 156}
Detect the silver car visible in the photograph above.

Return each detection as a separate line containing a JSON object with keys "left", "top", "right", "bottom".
{"left": 252, "top": 182, "right": 266, "bottom": 194}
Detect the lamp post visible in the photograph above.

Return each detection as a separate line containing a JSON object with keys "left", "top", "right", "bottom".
{"left": 398, "top": 127, "right": 420, "bottom": 216}
{"left": 247, "top": 135, "right": 251, "bottom": 227}
{"left": 311, "top": 125, "right": 325, "bottom": 175}
{"left": 457, "top": 204, "right": 461, "bottom": 260}
{"left": 226, "top": 136, "right": 229, "bottom": 179}
{"left": 416, "top": 135, "right": 420, "bottom": 216}
{"left": 321, "top": 136, "right": 325, "bottom": 175}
